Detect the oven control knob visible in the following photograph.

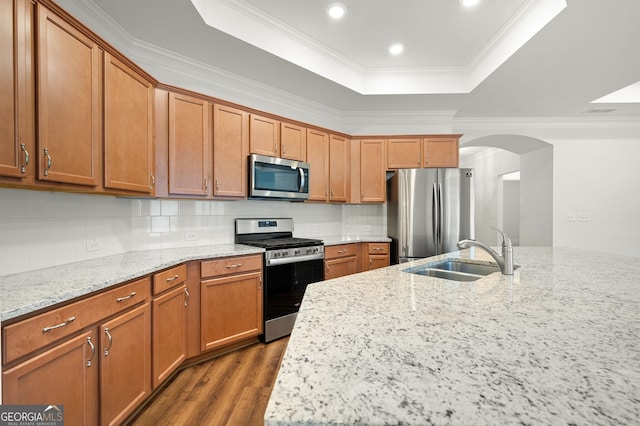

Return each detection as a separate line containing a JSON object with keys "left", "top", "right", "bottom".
{"left": 295, "top": 249, "right": 301, "bottom": 255}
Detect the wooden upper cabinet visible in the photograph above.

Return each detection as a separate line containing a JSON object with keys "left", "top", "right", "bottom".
{"left": 249, "top": 114, "right": 280, "bottom": 157}
{"left": 36, "top": 4, "right": 101, "bottom": 186}
{"left": 359, "top": 139, "right": 386, "bottom": 203}
{"left": 213, "top": 104, "right": 248, "bottom": 197}
{"left": 168, "top": 92, "right": 210, "bottom": 196}
{"left": 280, "top": 122, "right": 307, "bottom": 161}
{"left": 306, "top": 129, "right": 329, "bottom": 202}
{"left": 424, "top": 136, "right": 459, "bottom": 168}
{"left": 104, "top": 53, "right": 154, "bottom": 193}
{"left": 329, "top": 134, "right": 349, "bottom": 203}
{"left": 0, "top": 0, "right": 33, "bottom": 180}
{"left": 387, "top": 138, "right": 422, "bottom": 169}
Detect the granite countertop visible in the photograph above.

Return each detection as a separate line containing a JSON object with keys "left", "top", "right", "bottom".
{"left": 0, "top": 244, "right": 264, "bottom": 322}
{"left": 322, "top": 235, "right": 391, "bottom": 246}
{"left": 265, "top": 247, "right": 640, "bottom": 425}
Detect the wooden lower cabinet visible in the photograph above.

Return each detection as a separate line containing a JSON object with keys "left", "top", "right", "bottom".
{"left": 201, "top": 270, "right": 263, "bottom": 351}
{"left": 151, "top": 284, "right": 187, "bottom": 389}
{"left": 365, "top": 242, "right": 390, "bottom": 271}
{"left": 2, "top": 329, "right": 99, "bottom": 426}
{"left": 324, "top": 244, "right": 359, "bottom": 280}
{"left": 100, "top": 302, "right": 151, "bottom": 426}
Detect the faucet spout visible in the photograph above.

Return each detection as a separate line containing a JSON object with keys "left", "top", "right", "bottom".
{"left": 457, "top": 227, "right": 514, "bottom": 275}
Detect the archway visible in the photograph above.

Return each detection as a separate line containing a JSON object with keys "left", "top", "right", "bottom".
{"left": 460, "top": 135, "right": 553, "bottom": 247}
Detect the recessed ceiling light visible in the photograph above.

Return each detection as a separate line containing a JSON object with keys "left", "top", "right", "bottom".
{"left": 389, "top": 43, "right": 405, "bottom": 55}
{"left": 460, "top": 0, "right": 481, "bottom": 7}
{"left": 327, "top": 3, "right": 346, "bottom": 20}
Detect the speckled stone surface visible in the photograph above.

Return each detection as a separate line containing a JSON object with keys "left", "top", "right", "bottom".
{"left": 322, "top": 235, "right": 391, "bottom": 246}
{"left": 0, "top": 244, "right": 263, "bottom": 321}
{"left": 265, "top": 247, "right": 640, "bottom": 425}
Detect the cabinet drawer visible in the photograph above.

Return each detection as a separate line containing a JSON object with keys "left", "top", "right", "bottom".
{"left": 325, "top": 244, "right": 358, "bottom": 259}
{"left": 200, "top": 254, "right": 262, "bottom": 278}
{"left": 3, "top": 277, "right": 151, "bottom": 364}
{"left": 368, "top": 243, "right": 389, "bottom": 255}
{"left": 153, "top": 264, "right": 187, "bottom": 295}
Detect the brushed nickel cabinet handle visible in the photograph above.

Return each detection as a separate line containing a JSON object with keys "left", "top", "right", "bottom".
{"left": 282, "top": 144, "right": 286, "bottom": 155}
{"left": 116, "top": 291, "right": 136, "bottom": 302}
{"left": 226, "top": 263, "right": 242, "bottom": 269}
{"left": 150, "top": 173, "right": 155, "bottom": 189}
{"left": 215, "top": 178, "right": 220, "bottom": 194}
{"left": 86, "top": 336, "right": 95, "bottom": 367}
{"left": 43, "top": 148, "right": 52, "bottom": 176}
{"left": 104, "top": 328, "right": 113, "bottom": 356}
{"left": 184, "top": 288, "right": 190, "bottom": 307}
{"left": 42, "top": 316, "right": 76, "bottom": 333}
{"left": 166, "top": 274, "right": 180, "bottom": 282}
{"left": 21, "top": 143, "right": 29, "bottom": 173}
{"left": 204, "top": 178, "right": 209, "bottom": 191}
{"left": 258, "top": 275, "right": 262, "bottom": 291}
{"left": 373, "top": 247, "right": 384, "bottom": 251}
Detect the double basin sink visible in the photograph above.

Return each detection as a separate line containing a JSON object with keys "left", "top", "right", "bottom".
{"left": 403, "top": 259, "right": 505, "bottom": 282}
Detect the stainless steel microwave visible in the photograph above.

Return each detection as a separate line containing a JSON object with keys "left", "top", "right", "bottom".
{"left": 249, "top": 154, "right": 310, "bottom": 200}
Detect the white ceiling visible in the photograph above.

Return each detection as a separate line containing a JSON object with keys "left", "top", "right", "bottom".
{"left": 86, "top": 0, "right": 640, "bottom": 118}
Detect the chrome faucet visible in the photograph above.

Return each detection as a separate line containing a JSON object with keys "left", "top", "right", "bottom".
{"left": 457, "top": 227, "right": 514, "bottom": 275}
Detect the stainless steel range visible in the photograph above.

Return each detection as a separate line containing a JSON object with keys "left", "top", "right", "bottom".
{"left": 235, "top": 218, "right": 324, "bottom": 342}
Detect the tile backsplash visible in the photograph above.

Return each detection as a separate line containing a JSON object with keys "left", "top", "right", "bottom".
{"left": 0, "top": 188, "right": 386, "bottom": 275}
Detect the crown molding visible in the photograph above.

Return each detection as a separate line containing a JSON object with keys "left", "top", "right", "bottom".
{"left": 454, "top": 116, "right": 640, "bottom": 130}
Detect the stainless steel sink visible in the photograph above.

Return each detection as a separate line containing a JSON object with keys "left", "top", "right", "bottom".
{"left": 403, "top": 259, "right": 503, "bottom": 282}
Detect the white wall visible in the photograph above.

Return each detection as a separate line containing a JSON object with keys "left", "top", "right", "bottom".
{"left": 520, "top": 145, "right": 553, "bottom": 246}
{"left": 503, "top": 180, "right": 521, "bottom": 246}
{"left": 457, "top": 119, "right": 640, "bottom": 257}
{"left": 0, "top": 189, "right": 385, "bottom": 276}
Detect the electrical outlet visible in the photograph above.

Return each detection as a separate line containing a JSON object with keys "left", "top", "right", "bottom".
{"left": 185, "top": 231, "right": 198, "bottom": 241}
{"left": 566, "top": 212, "right": 576, "bottom": 222}
{"left": 577, "top": 212, "right": 590, "bottom": 222}
{"left": 86, "top": 238, "right": 101, "bottom": 252}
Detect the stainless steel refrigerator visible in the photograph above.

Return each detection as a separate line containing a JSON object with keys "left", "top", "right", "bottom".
{"left": 387, "top": 168, "right": 475, "bottom": 263}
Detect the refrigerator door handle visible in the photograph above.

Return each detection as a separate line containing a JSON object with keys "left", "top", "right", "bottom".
{"left": 438, "top": 182, "right": 444, "bottom": 245}
{"left": 432, "top": 183, "right": 439, "bottom": 246}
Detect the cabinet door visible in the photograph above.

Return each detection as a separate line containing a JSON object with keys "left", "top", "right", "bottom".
{"left": 201, "top": 271, "right": 262, "bottom": 351}
{"left": 37, "top": 4, "right": 101, "bottom": 186}
{"left": 152, "top": 285, "right": 187, "bottom": 389}
{"left": 104, "top": 53, "right": 154, "bottom": 193}
{"left": 0, "top": 0, "right": 32, "bottom": 179}
{"left": 424, "top": 137, "right": 459, "bottom": 168}
{"left": 329, "top": 134, "right": 349, "bottom": 202}
{"left": 212, "top": 104, "right": 248, "bottom": 197}
{"left": 387, "top": 138, "right": 422, "bottom": 169}
{"left": 2, "top": 329, "right": 99, "bottom": 426}
{"left": 249, "top": 114, "right": 279, "bottom": 157}
{"left": 324, "top": 256, "right": 358, "bottom": 280}
{"left": 360, "top": 139, "right": 386, "bottom": 203}
{"left": 100, "top": 303, "right": 151, "bottom": 426}
{"left": 280, "top": 122, "right": 306, "bottom": 161}
{"left": 368, "top": 255, "right": 390, "bottom": 271}
{"left": 168, "top": 92, "right": 210, "bottom": 196}
{"left": 306, "top": 129, "right": 329, "bottom": 201}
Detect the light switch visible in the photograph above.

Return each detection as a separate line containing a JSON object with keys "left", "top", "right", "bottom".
{"left": 577, "top": 212, "right": 590, "bottom": 222}
{"left": 566, "top": 213, "right": 576, "bottom": 222}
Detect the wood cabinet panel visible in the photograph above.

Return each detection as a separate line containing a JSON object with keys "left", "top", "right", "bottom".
{"left": 359, "top": 139, "right": 386, "bottom": 203}
{"left": 329, "top": 134, "right": 349, "bottom": 202}
{"left": 2, "top": 329, "right": 99, "bottom": 426}
{"left": 100, "top": 303, "right": 151, "bottom": 426}
{"left": 306, "top": 129, "right": 329, "bottom": 201}
{"left": 325, "top": 256, "right": 358, "bottom": 280}
{"left": 104, "top": 53, "right": 154, "bottom": 193}
{"left": 200, "top": 254, "right": 262, "bottom": 278}
{"left": 387, "top": 138, "right": 422, "bottom": 169}
{"left": 249, "top": 114, "right": 279, "bottom": 157}
{"left": 280, "top": 122, "right": 306, "bottom": 161}
{"left": 152, "top": 264, "right": 187, "bottom": 295}
{"left": 0, "top": 0, "right": 33, "bottom": 180}
{"left": 325, "top": 244, "right": 359, "bottom": 259}
{"left": 201, "top": 271, "right": 263, "bottom": 351}
{"left": 152, "top": 284, "right": 187, "bottom": 389}
{"left": 368, "top": 255, "right": 390, "bottom": 271}
{"left": 424, "top": 137, "right": 459, "bottom": 168}
{"left": 168, "top": 92, "right": 210, "bottom": 196}
{"left": 36, "top": 3, "right": 101, "bottom": 186}
{"left": 212, "top": 103, "right": 248, "bottom": 197}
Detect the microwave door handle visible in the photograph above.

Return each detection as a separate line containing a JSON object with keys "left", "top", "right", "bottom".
{"left": 298, "top": 167, "right": 305, "bottom": 192}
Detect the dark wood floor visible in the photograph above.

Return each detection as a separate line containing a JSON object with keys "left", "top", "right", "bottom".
{"left": 128, "top": 338, "right": 288, "bottom": 426}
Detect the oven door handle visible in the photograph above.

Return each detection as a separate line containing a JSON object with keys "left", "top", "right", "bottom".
{"left": 266, "top": 253, "right": 324, "bottom": 266}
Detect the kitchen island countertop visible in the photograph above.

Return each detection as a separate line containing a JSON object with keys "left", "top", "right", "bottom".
{"left": 265, "top": 247, "right": 640, "bottom": 425}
